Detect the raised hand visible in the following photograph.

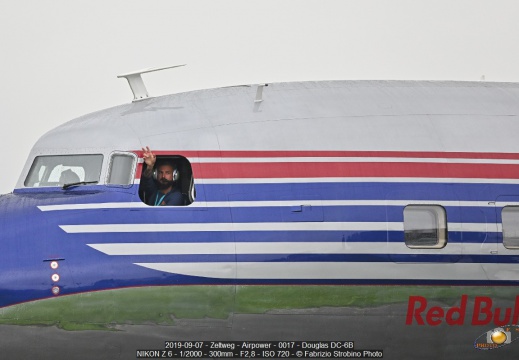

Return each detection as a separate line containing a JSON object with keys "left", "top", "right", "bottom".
{"left": 142, "top": 146, "right": 156, "bottom": 168}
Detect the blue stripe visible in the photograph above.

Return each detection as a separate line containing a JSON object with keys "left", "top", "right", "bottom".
{"left": 15, "top": 182, "right": 519, "bottom": 203}
{"left": 109, "top": 253, "right": 519, "bottom": 264}
{"left": 227, "top": 206, "right": 498, "bottom": 223}
{"left": 47, "top": 203, "right": 498, "bottom": 224}
{"left": 211, "top": 182, "right": 513, "bottom": 201}
{"left": 69, "top": 230, "right": 498, "bottom": 244}
{"left": 205, "top": 182, "right": 519, "bottom": 202}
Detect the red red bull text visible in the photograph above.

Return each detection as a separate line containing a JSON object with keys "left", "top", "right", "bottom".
{"left": 406, "top": 295, "right": 519, "bottom": 326}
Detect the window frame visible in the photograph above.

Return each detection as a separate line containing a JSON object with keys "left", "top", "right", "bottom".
{"left": 24, "top": 154, "right": 104, "bottom": 188}
{"left": 138, "top": 154, "right": 195, "bottom": 206}
{"left": 105, "top": 151, "right": 138, "bottom": 188}
{"left": 403, "top": 204, "right": 448, "bottom": 249}
{"left": 501, "top": 206, "right": 519, "bottom": 250}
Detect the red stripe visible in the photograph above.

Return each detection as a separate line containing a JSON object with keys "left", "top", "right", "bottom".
{"left": 194, "top": 162, "right": 519, "bottom": 179}
{"left": 134, "top": 150, "right": 519, "bottom": 160}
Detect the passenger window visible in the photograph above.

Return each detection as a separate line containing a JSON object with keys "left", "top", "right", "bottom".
{"left": 107, "top": 153, "right": 137, "bottom": 186}
{"left": 403, "top": 205, "right": 447, "bottom": 249}
{"left": 502, "top": 206, "right": 519, "bottom": 249}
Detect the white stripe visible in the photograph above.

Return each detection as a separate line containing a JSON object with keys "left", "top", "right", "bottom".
{"left": 62, "top": 222, "right": 402, "bottom": 233}
{"left": 137, "top": 262, "right": 237, "bottom": 279}
{"left": 205, "top": 200, "right": 514, "bottom": 208}
{"left": 39, "top": 202, "right": 148, "bottom": 211}
{"left": 193, "top": 157, "right": 519, "bottom": 165}
{"left": 134, "top": 262, "right": 519, "bottom": 280}
{"left": 38, "top": 200, "right": 519, "bottom": 211}
{"left": 90, "top": 242, "right": 235, "bottom": 255}
{"left": 89, "top": 242, "right": 477, "bottom": 256}
{"left": 59, "top": 222, "right": 495, "bottom": 233}
{"left": 197, "top": 177, "right": 519, "bottom": 184}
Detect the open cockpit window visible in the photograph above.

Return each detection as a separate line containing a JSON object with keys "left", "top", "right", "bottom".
{"left": 106, "top": 152, "right": 137, "bottom": 186}
{"left": 24, "top": 154, "right": 103, "bottom": 188}
{"left": 403, "top": 205, "right": 447, "bottom": 249}
{"left": 139, "top": 155, "right": 195, "bottom": 206}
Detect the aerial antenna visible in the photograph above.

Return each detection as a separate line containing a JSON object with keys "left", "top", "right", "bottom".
{"left": 117, "top": 64, "right": 186, "bottom": 102}
{"left": 254, "top": 84, "right": 268, "bottom": 103}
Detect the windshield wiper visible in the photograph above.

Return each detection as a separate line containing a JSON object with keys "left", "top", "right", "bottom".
{"left": 62, "top": 181, "right": 98, "bottom": 190}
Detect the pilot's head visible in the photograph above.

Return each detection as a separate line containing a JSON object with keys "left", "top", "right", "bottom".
{"left": 155, "top": 161, "right": 178, "bottom": 189}
{"left": 59, "top": 169, "right": 80, "bottom": 185}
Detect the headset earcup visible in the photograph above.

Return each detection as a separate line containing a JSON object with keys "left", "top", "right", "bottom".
{"left": 153, "top": 166, "right": 179, "bottom": 181}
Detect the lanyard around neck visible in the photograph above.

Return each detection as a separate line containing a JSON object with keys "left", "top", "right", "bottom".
{"left": 154, "top": 193, "right": 167, "bottom": 206}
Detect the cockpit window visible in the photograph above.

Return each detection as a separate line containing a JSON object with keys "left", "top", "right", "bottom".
{"left": 24, "top": 154, "right": 103, "bottom": 188}
{"left": 139, "top": 155, "right": 195, "bottom": 206}
{"left": 106, "top": 153, "right": 137, "bottom": 186}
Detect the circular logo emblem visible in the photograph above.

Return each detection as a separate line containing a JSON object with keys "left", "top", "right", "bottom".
{"left": 474, "top": 326, "right": 519, "bottom": 350}
{"left": 490, "top": 330, "right": 507, "bottom": 345}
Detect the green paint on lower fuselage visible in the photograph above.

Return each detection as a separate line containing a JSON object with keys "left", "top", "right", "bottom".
{"left": 0, "top": 286, "right": 235, "bottom": 331}
{"left": 235, "top": 285, "right": 517, "bottom": 313}
{"left": 0, "top": 285, "right": 516, "bottom": 330}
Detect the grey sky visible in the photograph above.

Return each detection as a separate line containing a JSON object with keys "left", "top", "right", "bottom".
{"left": 1, "top": 0, "right": 518, "bottom": 194}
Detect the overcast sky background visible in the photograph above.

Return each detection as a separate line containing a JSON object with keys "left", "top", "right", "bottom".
{"left": 1, "top": 0, "right": 518, "bottom": 194}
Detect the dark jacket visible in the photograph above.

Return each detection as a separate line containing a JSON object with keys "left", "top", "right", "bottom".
{"left": 140, "top": 175, "right": 184, "bottom": 206}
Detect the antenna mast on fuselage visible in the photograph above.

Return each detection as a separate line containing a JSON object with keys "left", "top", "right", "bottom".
{"left": 117, "top": 64, "right": 186, "bottom": 102}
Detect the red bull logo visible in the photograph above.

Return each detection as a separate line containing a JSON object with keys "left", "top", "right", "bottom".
{"left": 406, "top": 295, "right": 519, "bottom": 326}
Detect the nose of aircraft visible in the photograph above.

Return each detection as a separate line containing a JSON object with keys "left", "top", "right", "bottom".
{"left": 0, "top": 193, "right": 51, "bottom": 307}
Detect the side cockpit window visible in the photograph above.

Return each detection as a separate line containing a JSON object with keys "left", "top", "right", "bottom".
{"left": 24, "top": 154, "right": 103, "bottom": 188}
{"left": 106, "top": 152, "right": 137, "bottom": 186}
{"left": 403, "top": 205, "right": 447, "bottom": 249}
{"left": 138, "top": 150, "right": 195, "bottom": 206}
{"left": 502, "top": 206, "right": 519, "bottom": 249}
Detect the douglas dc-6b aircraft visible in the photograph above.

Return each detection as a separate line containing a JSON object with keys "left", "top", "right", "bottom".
{"left": 1, "top": 66, "right": 519, "bottom": 359}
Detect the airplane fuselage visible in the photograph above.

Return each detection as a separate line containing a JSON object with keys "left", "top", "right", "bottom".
{"left": 1, "top": 80, "right": 519, "bottom": 358}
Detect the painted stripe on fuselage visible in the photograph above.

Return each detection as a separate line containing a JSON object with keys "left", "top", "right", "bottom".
{"left": 141, "top": 150, "right": 519, "bottom": 160}
{"left": 87, "top": 242, "right": 473, "bottom": 255}
{"left": 60, "top": 222, "right": 496, "bottom": 233}
{"left": 133, "top": 262, "right": 519, "bottom": 280}
{"left": 191, "top": 161, "right": 519, "bottom": 179}
{"left": 141, "top": 150, "right": 519, "bottom": 184}
{"left": 38, "top": 199, "right": 519, "bottom": 211}
{"left": 193, "top": 157, "right": 519, "bottom": 164}
{"left": 197, "top": 177, "right": 519, "bottom": 184}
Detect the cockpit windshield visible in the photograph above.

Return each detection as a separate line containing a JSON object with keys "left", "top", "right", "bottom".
{"left": 24, "top": 154, "right": 103, "bottom": 188}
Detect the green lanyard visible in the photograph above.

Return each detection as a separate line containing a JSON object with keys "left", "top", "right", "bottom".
{"left": 154, "top": 193, "right": 167, "bottom": 206}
